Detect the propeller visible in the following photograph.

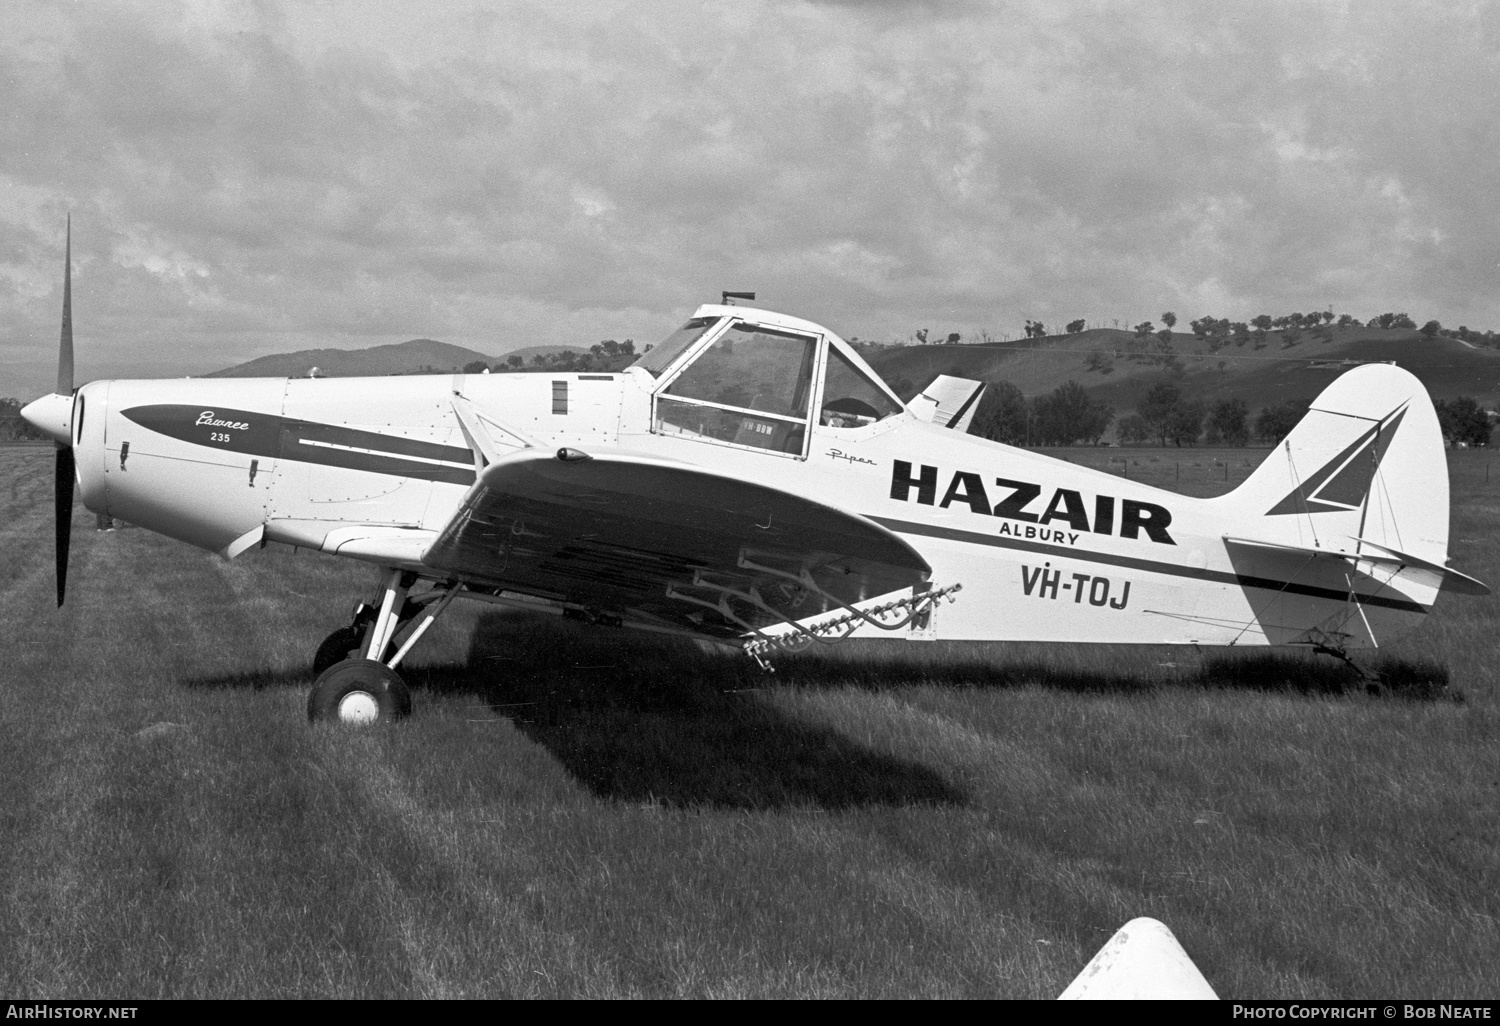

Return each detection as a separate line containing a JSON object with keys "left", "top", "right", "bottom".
{"left": 53, "top": 216, "right": 74, "bottom": 606}
{"left": 19, "top": 218, "right": 79, "bottom": 606}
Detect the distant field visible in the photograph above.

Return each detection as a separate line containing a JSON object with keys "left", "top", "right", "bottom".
{"left": 864, "top": 327, "right": 1500, "bottom": 438}
{"left": 0, "top": 447, "right": 1496, "bottom": 998}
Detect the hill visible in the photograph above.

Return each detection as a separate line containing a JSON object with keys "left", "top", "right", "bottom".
{"left": 208, "top": 339, "right": 586, "bottom": 378}
{"left": 863, "top": 327, "right": 1500, "bottom": 429}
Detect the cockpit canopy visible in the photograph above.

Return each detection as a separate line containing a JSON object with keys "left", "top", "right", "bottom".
{"left": 631, "top": 306, "right": 904, "bottom": 457}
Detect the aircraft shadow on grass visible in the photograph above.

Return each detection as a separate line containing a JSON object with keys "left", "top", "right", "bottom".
{"left": 183, "top": 609, "right": 1453, "bottom": 809}
{"left": 421, "top": 612, "right": 969, "bottom": 810}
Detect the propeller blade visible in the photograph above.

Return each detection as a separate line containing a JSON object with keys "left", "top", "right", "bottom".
{"left": 55, "top": 445, "right": 73, "bottom": 607}
{"left": 54, "top": 216, "right": 75, "bottom": 607}
{"left": 58, "top": 214, "right": 73, "bottom": 396}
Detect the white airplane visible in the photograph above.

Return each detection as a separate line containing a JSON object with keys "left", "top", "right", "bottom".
{"left": 23, "top": 226, "right": 1489, "bottom": 724}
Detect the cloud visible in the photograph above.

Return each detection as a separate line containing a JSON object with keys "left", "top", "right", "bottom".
{"left": 1, "top": 0, "right": 1498, "bottom": 396}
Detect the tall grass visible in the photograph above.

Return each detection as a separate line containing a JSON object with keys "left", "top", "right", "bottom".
{"left": 0, "top": 447, "right": 1495, "bottom": 997}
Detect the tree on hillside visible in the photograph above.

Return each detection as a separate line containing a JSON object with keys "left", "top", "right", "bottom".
{"left": 1421, "top": 320, "right": 1442, "bottom": 337}
{"left": 1134, "top": 321, "right": 1154, "bottom": 338}
{"left": 970, "top": 380, "right": 1030, "bottom": 445}
{"left": 1031, "top": 380, "right": 1114, "bottom": 445}
{"left": 1191, "top": 316, "right": 1234, "bottom": 343}
{"left": 1066, "top": 319, "right": 1086, "bottom": 334}
{"left": 1161, "top": 312, "right": 1177, "bottom": 330}
{"left": 1255, "top": 399, "right": 1311, "bottom": 443}
{"left": 1117, "top": 413, "right": 1149, "bottom": 445}
{"left": 1434, "top": 397, "right": 1492, "bottom": 447}
{"left": 1137, "top": 381, "right": 1182, "bottom": 446}
{"left": 506, "top": 354, "right": 524, "bottom": 369}
{"left": 1166, "top": 398, "right": 1207, "bottom": 447}
{"left": 1251, "top": 314, "right": 1273, "bottom": 331}
{"left": 1207, "top": 397, "right": 1249, "bottom": 446}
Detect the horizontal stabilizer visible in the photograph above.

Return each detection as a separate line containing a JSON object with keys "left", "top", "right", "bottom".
{"left": 906, "top": 375, "right": 986, "bottom": 431}
{"left": 1353, "top": 537, "right": 1490, "bottom": 595}
{"left": 1223, "top": 535, "right": 1489, "bottom": 596}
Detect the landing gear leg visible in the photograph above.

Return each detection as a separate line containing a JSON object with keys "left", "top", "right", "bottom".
{"left": 307, "top": 570, "right": 459, "bottom": 724}
{"left": 312, "top": 613, "right": 374, "bottom": 677}
{"left": 311, "top": 574, "right": 437, "bottom": 676}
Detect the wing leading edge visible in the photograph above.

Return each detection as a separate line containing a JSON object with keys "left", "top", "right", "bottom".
{"left": 422, "top": 450, "right": 933, "bottom": 639}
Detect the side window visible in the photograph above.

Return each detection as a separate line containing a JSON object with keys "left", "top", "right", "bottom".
{"left": 819, "top": 346, "right": 903, "bottom": 428}
{"left": 655, "top": 323, "right": 818, "bottom": 456}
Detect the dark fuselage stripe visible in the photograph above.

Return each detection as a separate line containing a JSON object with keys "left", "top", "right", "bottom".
{"left": 869, "top": 515, "right": 1427, "bottom": 614}
{"left": 121, "top": 404, "right": 477, "bottom": 486}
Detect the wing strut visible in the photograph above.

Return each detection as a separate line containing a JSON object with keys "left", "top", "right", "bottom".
{"left": 449, "top": 395, "right": 542, "bottom": 468}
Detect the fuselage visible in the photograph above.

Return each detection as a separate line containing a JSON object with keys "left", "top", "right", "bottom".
{"left": 50, "top": 304, "right": 1446, "bottom": 650}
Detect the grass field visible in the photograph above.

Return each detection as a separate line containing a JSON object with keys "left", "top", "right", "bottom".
{"left": 0, "top": 443, "right": 1496, "bottom": 998}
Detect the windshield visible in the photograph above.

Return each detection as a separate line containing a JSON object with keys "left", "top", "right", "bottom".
{"left": 663, "top": 323, "right": 817, "bottom": 418}
{"left": 631, "top": 317, "right": 721, "bottom": 377}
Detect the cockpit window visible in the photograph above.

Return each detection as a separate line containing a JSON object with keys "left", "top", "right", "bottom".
{"left": 653, "top": 322, "right": 819, "bottom": 456}
{"left": 663, "top": 323, "right": 817, "bottom": 418}
{"left": 632, "top": 317, "right": 720, "bottom": 377}
{"left": 819, "top": 346, "right": 903, "bottom": 427}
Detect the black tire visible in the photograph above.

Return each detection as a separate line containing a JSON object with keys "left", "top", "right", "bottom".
{"left": 312, "top": 626, "right": 366, "bottom": 677}
{"left": 307, "top": 659, "right": 412, "bottom": 724}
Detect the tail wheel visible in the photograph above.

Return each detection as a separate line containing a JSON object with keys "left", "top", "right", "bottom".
{"left": 307, "top": 659, "right": 412, "bottom": 724}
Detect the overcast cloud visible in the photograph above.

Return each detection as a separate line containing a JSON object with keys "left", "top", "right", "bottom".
{"left": 3, "top": 0, "right": 1498, "bottom": 396}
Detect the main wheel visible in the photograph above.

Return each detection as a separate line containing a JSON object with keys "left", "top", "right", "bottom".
{"left": 307, "top": 659, "right": 412, "bottom": 724}
{"left": 312, "top": 626, "right": 366, "bottom": 677}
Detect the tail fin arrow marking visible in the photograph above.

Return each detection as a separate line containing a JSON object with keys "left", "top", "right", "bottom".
{"left": 1266, "top": 404, "right": 1407, "bottom": 516}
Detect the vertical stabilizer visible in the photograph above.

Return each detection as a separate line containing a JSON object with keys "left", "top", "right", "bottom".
{"left": 1211, "top": 363, "right": 1457, "bottom": 645}
{"left": 1223, "top": 364, "right": 1448, "bottom": 567}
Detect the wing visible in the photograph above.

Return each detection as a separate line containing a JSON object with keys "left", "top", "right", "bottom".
{"left": 422, "top": 449, "right": 932, "bottom": 638}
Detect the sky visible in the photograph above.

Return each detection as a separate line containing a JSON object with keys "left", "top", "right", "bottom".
{"left": 3, "top": 0, "right": 1499, "bottom": 398}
